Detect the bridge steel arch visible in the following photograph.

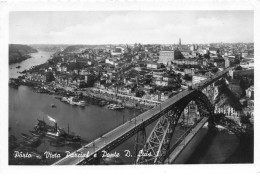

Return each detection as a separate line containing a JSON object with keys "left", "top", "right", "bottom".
{"left": 53, "top": 68, "right": 234, "bottom": 165}
{"left": 136, "top": 90, "right": 215, "bottom": 164}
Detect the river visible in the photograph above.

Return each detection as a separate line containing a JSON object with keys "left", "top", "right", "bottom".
{"left": 9, "top": 51, "right": 251, "bottom": 165}
{"left": 9, "top": 51, "right": 54, "bottom": 78}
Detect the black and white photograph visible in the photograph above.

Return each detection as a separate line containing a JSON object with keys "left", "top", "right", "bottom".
{"left": 0, "top": 0, "right": 259, "bottom": 174}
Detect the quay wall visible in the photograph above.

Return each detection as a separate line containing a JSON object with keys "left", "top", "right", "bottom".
{"left": 85, "top": 88, "right": 160, "bottom": 109}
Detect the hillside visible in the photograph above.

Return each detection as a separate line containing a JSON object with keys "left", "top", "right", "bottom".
{"left": 29, "top": 44, "right": 68, "bottom": 52}
{"left": 9, "top": 44, "right": 38, "bottom": 64}
{"left": 62, "top": 45, "right": 109, "bottom": 53}
{"left": 62, "top": 45, "right": 89, "bottom": 53}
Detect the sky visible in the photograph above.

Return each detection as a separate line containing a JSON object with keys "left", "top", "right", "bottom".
{"left": 9, "top": 11, "right": 254, "bottom": 44}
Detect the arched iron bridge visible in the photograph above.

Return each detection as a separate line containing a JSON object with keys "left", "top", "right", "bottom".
{"left": 53, "top": 67, "right": 243, "bottom": 165}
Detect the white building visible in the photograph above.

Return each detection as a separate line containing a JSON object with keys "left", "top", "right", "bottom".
{"left": 192, "top": 75, "right": 208, "bottom": 85}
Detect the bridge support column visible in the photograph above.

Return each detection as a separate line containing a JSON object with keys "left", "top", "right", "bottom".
{"left": 133, "top": 120, "right": 146, "bottom": 164}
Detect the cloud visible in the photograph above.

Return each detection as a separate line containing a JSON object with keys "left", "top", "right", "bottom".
{"left": 197, "top": 17, "right": 223, "bottom": 27}
{"left": 47, "top": 13, "right": 196, "bottom": 44}
{"left": 10, "top": 11, "right": 254, "bottom": 44}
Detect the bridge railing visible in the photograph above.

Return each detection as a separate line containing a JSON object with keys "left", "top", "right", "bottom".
{"left": 86, "top": 118, "right": 131, "bottom": 146}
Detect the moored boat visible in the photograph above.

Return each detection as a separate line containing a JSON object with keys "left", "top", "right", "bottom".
{"left": 67, "top": 97, "right": 87, "bottom": 106}
{"left": 98, "top": 100, "right": 108, "bottom": 107}
{"left": 21, "top": 133, "right": 32, "bottom": 140}
{"left": 77, "top": 100, "right": 87, "bottom": 106}
{"left": 61, "top": 97, "right": 69, "bottom": 103}
{"left": 45, "top": 130, "right": 63, "bottom": 139}
{"left": 33, "top": 116, "right": 81, "bottom": 143}
{"left": 21, "top": 137, "right": 41, "bottom": 148}
{"left": 29, "top": 130, "right": 45, "bottom": 137}
{"left": 107, "top": 104, "right": 124, "bottom": 110}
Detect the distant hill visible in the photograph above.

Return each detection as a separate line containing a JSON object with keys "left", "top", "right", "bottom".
{"left": 29, "top": 44, "right": 68, "bottom": 52}
{"left": 9, "top": 44, "right": 38, "bottom": 64}
{"left": 62, "top": 45, "right": 109, "bottom": 53}
{"left": 62, "top": 45, "right": 89, "bottom": 53}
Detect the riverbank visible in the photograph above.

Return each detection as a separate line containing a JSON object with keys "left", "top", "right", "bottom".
{"left": 9, "top": 77, "right": 154, "bottom": 111}
{"left": 85, "top": 88, "right": 156, "bottom": 110}
{"left": 9, "top": 51, "right": 55, "bottom": 79}
{"left": 9, "top": 54, "right": 32, "bottom": 64}
{"left": 9, "top": 44, "right": 38, "bottom": 64}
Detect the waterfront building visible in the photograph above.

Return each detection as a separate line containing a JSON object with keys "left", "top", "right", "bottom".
{"left": 25, "top": 71, "right": 46, "bottom": 83}
{"left": 84, "top": 74, "right": 95, "bottom": 87}
{"left": 214, "top": 105, "right": 241, "bottom": 123}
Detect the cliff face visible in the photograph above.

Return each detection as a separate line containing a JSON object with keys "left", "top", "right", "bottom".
{"left": 9, "top": 44, "right": 38, "bottom": 64}
{"left": 214, "top": 82, "right": 244, "bottom": 111}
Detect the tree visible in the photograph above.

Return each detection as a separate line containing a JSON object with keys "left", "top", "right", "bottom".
{"left": 235, "top": 65, "right": 242, "bottom": 70}
{"left": 211, "top": 67, "right": 219, "bottom": 73}
{"left": 214, "top": 113, "right": 225, "bottom": 123}
{"left": 78, "top": 92, "right": 83, "bottom": 99}
{"left": 240, "top": 114, "right": 250, "bottom": 126}
{"left": 136, "top": 90, "right": 145, "bottom": 98}
{"left": 183, "top": 74, "right": 192, "bottom": 81}
{"left": 45, "top": 71, "right": 55, "bottom": 82}
{"left": 234, "top": 58, "right": 240, "bottom": 65}
{"left": 174, "top": 50, "right": 184, "bottom": 60}
{"left": 203, "top": 53, "right": 210, "bottom": 59}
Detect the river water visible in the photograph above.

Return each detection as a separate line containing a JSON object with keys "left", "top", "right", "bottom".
{"left": 9, "top": 51, "right": 251, "bottom": 165}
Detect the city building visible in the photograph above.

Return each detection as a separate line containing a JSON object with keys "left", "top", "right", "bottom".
{"left": 192, "top": 75, "right": 208, "bottom": 84}
{"left": 158, "top": 51, "right": 175, "bottom": 65}
{"left": 147, "top": 62, "right": 162, "bottom": 69}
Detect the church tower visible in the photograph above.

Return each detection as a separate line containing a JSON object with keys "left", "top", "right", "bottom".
{"left": 179, "top": 38, "right": 181, "bottom": 46}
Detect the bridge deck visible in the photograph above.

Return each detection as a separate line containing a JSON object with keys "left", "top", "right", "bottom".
{"left": 53, "top": 68, "right": 231, "bottom": 165}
